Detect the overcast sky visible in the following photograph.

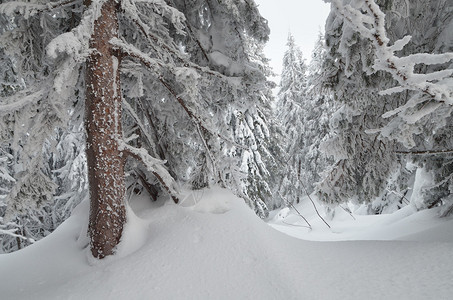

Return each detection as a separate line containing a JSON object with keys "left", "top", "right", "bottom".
{"left": 254, "top": 0, "right": 331, "bottom": 79}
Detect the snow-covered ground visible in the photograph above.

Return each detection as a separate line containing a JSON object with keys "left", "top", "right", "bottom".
{"left": 268, "top": 196, "right": 453, "bottom": 243}
{"left": 0, "top": 187, "right": 452, "bottom": 299}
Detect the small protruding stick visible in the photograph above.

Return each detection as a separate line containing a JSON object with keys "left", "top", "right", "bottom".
{"left": 278, "top": 192, "right": 312, "bottom": 230}
{"left": 298, "top": 178, "right": 331, "bottom": 229}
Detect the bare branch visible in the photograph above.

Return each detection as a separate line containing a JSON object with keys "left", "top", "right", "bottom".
{"left": 134, "top": 169, "right": 159, "bottom": 201}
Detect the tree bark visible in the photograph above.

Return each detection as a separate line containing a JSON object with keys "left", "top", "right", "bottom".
{"left": 85, "top": 0, "right": 126, "bottom": 259}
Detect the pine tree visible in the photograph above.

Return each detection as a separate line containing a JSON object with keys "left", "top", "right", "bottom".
{"left": 315, "top": 0, "right": 404, "bottom": 213}
{"left": 375, "top": 0, "right": 453, "bottom": 215}
{"left": 274, "top": 33, "right": 335, "bottom": 208}
{"left": 319, "top": 0, "right": 453, "bottom": 215}
{"left": 0, "top": 0, "right": 272, "bottom": 257}
{"left": 274, "top": 33, "right": 308, "bottom": 205}
{"left": 301, "top": 32, "right": 335, "bottom": 195}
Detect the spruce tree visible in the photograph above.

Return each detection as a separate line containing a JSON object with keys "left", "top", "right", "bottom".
{"left": 302, "top": 33, "right": 335, "bottom": 195}
{"left": 319, "top": 0, "right": 453, "bottom": 215}
{"left": 0, "top": 0, "right": 273, "bottom": 256}
{"left": 274, "top": 33, "right": 308, "bottom": 204}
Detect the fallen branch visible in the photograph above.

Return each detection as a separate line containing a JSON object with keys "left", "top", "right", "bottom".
{"left": 282, "top": 220, "right": 311, "bottom": 229}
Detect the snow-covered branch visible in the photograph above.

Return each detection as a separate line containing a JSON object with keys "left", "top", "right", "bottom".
{"left": 0, "top": 88, "right": 45, "bottom": 115}
{"left": 331, "top": 0, "right": 453, "bottom": 104}
{"left": 158, "top": 77, "right": 249, "bottom": 151}
{"left": 122, "top": 100, "right": 158, "bottom": 157}
{"left": 395, "top": 149, "right": 453, "bottom": 156}
{"left": 111, "top": 37, "right": 249, "bottom": 151}
{"left": 121, "top": 0, "right": 186, "bottom": 35}
{"left": 0, "top": 0, "right": 81, "bottom": 19}
{"left": 118, "top": 140, "right": 180, "bottom": 203}
{"left": 47, "top": 0, "right": 108, "bottom": 62}
{"left": 0, "top": 227, "right": 34, "bottom": 242}
{"left": 110, "top": 34, "right": 228, "bottom": 81}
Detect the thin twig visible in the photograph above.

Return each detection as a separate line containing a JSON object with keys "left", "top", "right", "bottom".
{"left": 281, "top": 220, "right": 311, "bottom": 229}
{"left": 298, "top": 178, "right": 331, "bottom": 229}
{"left": 278, "top": 192, "right": 312, "bottom": 230}
{"left": 339, "top": 205, "right": 356, "bottom": 220}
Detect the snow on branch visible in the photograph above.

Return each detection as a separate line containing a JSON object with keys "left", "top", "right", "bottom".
{"left": 0, "top": 88, "right": 45, "bottom": 116}
{"left": 395, "top": 149, "right": 453, "bottom": 156}
{"left": 0, "top": 158, "right": 15, "bottom": 183}
{"left": 110, "top": 37, "right": 163, "bottom": 70}
{"left": 122, "top": 100, "right": 158, "bottom": 156}
{"left": 122, "top": 0, "right": 186, "bottom": 35}
{"left": 0, "top": 0, "right": 81, "bottom": 19}
{"left": 47, "top": 0, "right": 107, "bottom": 62}
{"left": 331, "top": 0, "right": 453, "bottom": 104}
{"left": 0, "top": 217, "right": 35, "bottom": 244}
{"left": 111, "top": 15, "right": 227, "bottom": 82}
{"left": 158, "top": 77, "right": 250, "bottom": 151}
{"left": 118, "top": 140, "right": 180, "bottom": 203}
{"left": 110, "top": 37, "right": 249, "bottom": 151}
{"left": 120, "top": 2, "right": 237, "bottom": 82}
{"left": 4, "top": 170, "right": 57, "bottom": 220}
{"left": 133, "top": 0, "right": 210, "bottom": 62}
{"left": 0, "top": 227, "right": 34, "bottom": 242}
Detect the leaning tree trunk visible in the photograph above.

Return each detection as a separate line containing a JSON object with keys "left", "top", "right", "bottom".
{"left": 84, "top": 0, "right": 126, "bottom": 259}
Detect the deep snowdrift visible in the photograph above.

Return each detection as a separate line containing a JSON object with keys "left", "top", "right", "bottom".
{"left": 268, "top": 195, "right": 453, "bottom": 243}
{"left": 0, "top": 187, "right": 452, "bottom": 299}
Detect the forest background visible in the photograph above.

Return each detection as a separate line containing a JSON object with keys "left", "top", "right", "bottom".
{"left": 0, "top": 0, "right": 452, "bottom": 256}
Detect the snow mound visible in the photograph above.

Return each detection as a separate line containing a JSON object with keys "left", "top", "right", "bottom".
{"left": 0, "top": 187, "right": 452, "bottom": 299}
{"left": 114, "top": 205, "right": 150, "bottom": 259}
{"left": 269, "top": 195, "right": 453, "bottom": 243}
{"left": 179, "top": 188, "right": 231, "bottom": 214}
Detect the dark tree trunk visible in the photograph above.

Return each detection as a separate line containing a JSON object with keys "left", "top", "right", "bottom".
{"left": 84, "top": 0, "right": 126, "bottom": 259}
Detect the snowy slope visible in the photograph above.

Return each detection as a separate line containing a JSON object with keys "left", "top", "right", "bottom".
{"left": 268, "top": 195, "right": 453, "bottom": 243}
{"left": 0, "top": 187, "right": 452, "bottom": 299}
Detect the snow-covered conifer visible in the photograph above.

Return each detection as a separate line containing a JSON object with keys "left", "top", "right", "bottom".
{"left": 301, "top": 33, "right": 335, "bottom": 195}
{"left": 274, "top": 34, "right": 309, "bottom": 205}
{"left": 319, "top": 0, "right": 453, "bottom": 215}
{"left": 315, "top": 0, "right": 399, "bottom": 212}
{"left": 0, "top": 0, "right": 273, "bottom": 255}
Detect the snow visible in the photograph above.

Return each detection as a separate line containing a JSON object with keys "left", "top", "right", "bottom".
{"left": 332, "top": 0, "right": 453, "bottom": 104}
{"left": 1, "top": 187, "right": 453, "bottom": 299}
{"left": 269, "top": 198, "right": 453, "bottom": 243}
{"left": 410, "top": 168, "right": 434, "bottom": 210}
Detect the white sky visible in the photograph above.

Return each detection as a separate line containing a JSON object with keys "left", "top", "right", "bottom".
{"left": 255, "top": 0, "right": 331, "bottom": 79}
